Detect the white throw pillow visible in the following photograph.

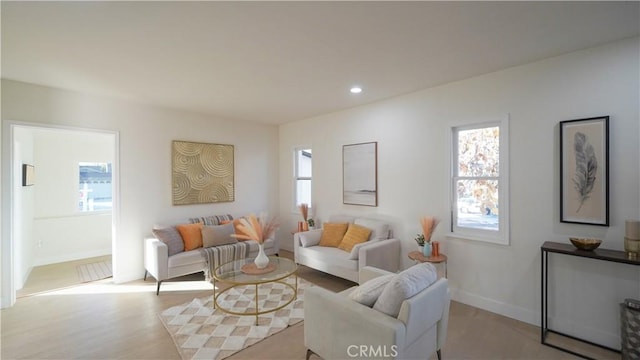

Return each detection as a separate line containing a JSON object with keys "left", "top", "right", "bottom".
{"left": 373, "top": 263, "right": 438, "bottom": 317}
{"left": 354, "top": 218, "right": 390, "bottom": 240}
{"left": 299, "top": 232, "right": 321, "bottom": 248}
{"left": 202, "top": 222, "right": 237, "bottom": 248}
{"left": 348, "top": 274, "right": 395, "bottom": 307}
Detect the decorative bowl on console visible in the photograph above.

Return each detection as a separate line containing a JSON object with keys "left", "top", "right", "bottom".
{"left": 569, "top": 237, "right": 602, "bottom": 251}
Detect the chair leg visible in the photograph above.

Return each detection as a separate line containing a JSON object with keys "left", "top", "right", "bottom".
{"left": 144, "top": 270, "right": 148, "bottom": 281}
{"left": 437, "top": 349, "right": 442, "bottom": 360}
{"left": 306, "top": 349, "right": 314, "bottom": 360}
{"left": 156, "top": 281, "right": 162, "bottom": 296}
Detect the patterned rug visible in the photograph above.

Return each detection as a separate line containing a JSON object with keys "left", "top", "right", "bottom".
{"left": 159, "top": 276, "right": 310, "bottom": 360}
{"left": 76, "top": 261, "right": 112, "bottom": 283}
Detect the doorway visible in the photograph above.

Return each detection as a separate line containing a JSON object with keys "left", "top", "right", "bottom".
{"left": 1, "top": 122, "right": 119, "bottom": 307}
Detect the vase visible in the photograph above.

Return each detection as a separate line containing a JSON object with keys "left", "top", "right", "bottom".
{"left": 422, "top": 243, "right": 432, "bottom": 257}
{"left": 254, "top": 243, "right": 269, "bottom": 269}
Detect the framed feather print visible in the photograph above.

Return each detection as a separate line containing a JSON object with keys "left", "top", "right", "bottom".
{"left": 560, "top": 116, "right": 609, "bottom": 226}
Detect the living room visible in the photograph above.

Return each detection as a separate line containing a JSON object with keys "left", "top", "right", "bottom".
{"left": 2, "top": 2, "right": 639, "bottom": 359}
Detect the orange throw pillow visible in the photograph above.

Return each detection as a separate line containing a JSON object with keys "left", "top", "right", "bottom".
{"left": 176, "top": 223, "right": 204, "bottom": 250}
{"left": 338, "top": 223, "right": 372, "bottom": 252}
{"left": 319, "top": 223, "right": 349, "bottom": 247}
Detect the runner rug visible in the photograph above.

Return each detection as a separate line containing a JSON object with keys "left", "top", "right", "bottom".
{"left": 159, "top": 276, "right": 310, "bottom": 360}
{"left": 76, "top": 261, "right": 112, "bottom": 283}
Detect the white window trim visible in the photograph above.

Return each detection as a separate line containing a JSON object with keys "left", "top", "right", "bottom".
{"left": 292, "top": 146, "right": 312, "bottom": 214}
{"left": 447, "top": 115, "right": 510, "bottom": 245}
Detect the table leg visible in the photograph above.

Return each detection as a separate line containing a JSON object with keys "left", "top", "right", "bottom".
{"left": 255, "top": 283, "right": 259, "bottom": 325}
{"left": 212, "top": 277, "right": 216, "bottom": 309}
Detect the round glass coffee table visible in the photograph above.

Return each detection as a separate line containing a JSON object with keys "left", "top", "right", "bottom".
{"left": 212, "top": 256, "right": 298, "bottom": 325}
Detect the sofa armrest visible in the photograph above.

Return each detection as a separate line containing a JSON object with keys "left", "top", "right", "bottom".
{"left": 358, "top": 238, "right": 401, "bottom": 278}
{"left": 304, "top": 286, "right": 406, "bottom": 359}
{"left": 144, "top": 237, "right": 168, "bottom": 281}
{"left": 397, "top": 278, "right": 450, "bottom": 347}
{"left": 359, "top": 266, "right": 395, "bottom": 284}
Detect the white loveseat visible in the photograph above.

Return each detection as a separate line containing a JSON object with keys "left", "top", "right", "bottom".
{"left": 304, "top": 265, "right": 450, "bottom": 360}
{"left": 144, "top": 215, "right": 278, "bottom": 294}
{"left": 294, "top": 215, "right": 400, "bottom": 283}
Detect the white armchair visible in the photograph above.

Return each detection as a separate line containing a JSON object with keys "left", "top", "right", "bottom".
{"left": 304, "top": 266, "right": 450, "bottom": 360}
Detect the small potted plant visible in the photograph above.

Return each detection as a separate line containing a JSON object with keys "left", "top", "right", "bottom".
{"left": 414, "top": 233, "right": 426, "bottom": 247}
{"left": 307, "top": 218, "right": 315, "bottom": 230}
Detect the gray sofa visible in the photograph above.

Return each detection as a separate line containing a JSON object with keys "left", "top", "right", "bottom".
{"left": 294, "top": 215, "right": 401, "bottom": 283}
{"left": 143, "top": 215, "right": 278, "bottom": 294}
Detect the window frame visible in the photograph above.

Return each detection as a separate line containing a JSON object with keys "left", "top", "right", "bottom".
{"left": 78, "top": 161, "right": 113, "bottom": 213}
{"left": 449, "top": 116, "right": 510, "bottom": 245}
{"left": 293, "top": 146, "right": 312, "bottom": 213}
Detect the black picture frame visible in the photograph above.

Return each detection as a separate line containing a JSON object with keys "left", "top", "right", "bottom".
{"left": 22, "top": 164, "right": 35, "bottom": 186}
{"left": 560, "top": 116, "right": 609, "bottom": 226}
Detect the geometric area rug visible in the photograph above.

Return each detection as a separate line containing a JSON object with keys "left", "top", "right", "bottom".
{"left": 159, "top": 276, "right": 311, "bottom": 360}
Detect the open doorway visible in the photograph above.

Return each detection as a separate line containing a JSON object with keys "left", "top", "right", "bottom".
{"left": 2, "top": 122, "right": 119, "bottom": 306}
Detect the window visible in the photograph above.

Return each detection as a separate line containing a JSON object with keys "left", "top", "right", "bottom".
{"left": 451, "top": 117, "right": 509, "bottom": 245}
{"left": 79, "top": 162, "right": 112, "bottom": 212}
{"left": 294, "top": 148, "right": 312, "bottom": 210}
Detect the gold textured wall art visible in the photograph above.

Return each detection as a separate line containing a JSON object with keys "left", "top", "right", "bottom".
{"left": 172, "top": 141, "right": 234, "bottom": 205}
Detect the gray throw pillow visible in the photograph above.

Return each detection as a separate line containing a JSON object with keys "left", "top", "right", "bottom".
{"left": 348, "top": 274, "right": 395, "bottom": 307}
{"left": 152, "top": 227, "right": 184, "bottom": 256}
{"left": 202, "top": 222, "right": 237, "bottom": 248}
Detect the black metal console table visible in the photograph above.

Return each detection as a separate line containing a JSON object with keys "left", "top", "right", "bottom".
{"left": 541, "top": 241, "right": 640, "bottom": 359}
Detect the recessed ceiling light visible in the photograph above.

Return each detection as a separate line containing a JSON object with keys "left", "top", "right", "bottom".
{"left": 350, "top": 86, "right": 362, "bottom": 94}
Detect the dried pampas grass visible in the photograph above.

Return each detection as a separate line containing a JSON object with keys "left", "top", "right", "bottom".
{"left": 298, "top": 203, "right": 309, "bottom": 221}
{"left": 420, "top": 216, "right": 440, "bottom": 242}
{"left": 231, "top": 213, "right": 279, "bottom": 244}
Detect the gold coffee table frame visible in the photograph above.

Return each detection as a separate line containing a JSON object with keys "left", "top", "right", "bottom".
{"left": 212, "top": 256, "right": 298, "bottom": 325}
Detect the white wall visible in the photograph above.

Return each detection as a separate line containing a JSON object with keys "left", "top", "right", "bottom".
{"left": 279, "top": 37, "right": 640, "bottom": 348}
{"left": 1, "top": 80, "right": 280, "bottom": 288}
{"left": 31, "top": 128, "right": 114, "bottom": 265}
{"left": 12, "top": 128, "right": 35, "bottom": 289}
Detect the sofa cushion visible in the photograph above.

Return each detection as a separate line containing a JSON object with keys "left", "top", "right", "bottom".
{"left": 152, "top": 226, "right": 184, "bottom": 256}
{"left": 202, "top": 222, "right": 237, "bottom": 248}
{"left": 244, "top": 238, "right": 275, "bottom": 254}
{"left": 338, "top": 223, "right": 372, "bottom": 252}
{"left": 354, "top": 218, "right": 390, "bottom": 240}
{"left": 348, "top": 273, "right": 395, "bottom": 307}
{"left": 176, "top": 223, "right": 204, "bottom": 251}
{"left": 373, "top": 263, "right": 438, "bottom": 317}
{"left": 167, "top": 249, "right": 206, "bottom": 267}
{"left": 319, "top": 223, "right": 349, "bottom": 247}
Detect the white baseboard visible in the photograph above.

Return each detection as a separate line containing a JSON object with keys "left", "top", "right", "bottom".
{"left": 450, "top": 286, "right": 620, "bottom": 350}
{"left": 15, "top": 266, "right": 33, "bottom": 291}
{"left": 547, "top": 315, "right": 622, "bottom": 350}
{"left": 34, "top": 248, "right": 112, "bottom": 267}
{"left": 450, "top": 286, "right": 538, "bottom": 326}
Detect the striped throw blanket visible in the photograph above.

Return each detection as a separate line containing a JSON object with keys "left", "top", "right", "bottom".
{"left": 200, "top": 242, "right": 248, "bottom": 280}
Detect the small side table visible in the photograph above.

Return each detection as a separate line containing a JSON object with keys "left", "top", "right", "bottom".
{"left": 408, "top": 251, "right": 448, "bottom": 278}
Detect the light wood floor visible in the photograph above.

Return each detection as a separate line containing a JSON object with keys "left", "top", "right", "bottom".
{"left": 2, "top": 251, "right": 620, "bottom": 359}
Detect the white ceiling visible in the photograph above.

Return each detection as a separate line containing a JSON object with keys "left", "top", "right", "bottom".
{"left": 2, "top": 1, "right": 638, "bottom": 124}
